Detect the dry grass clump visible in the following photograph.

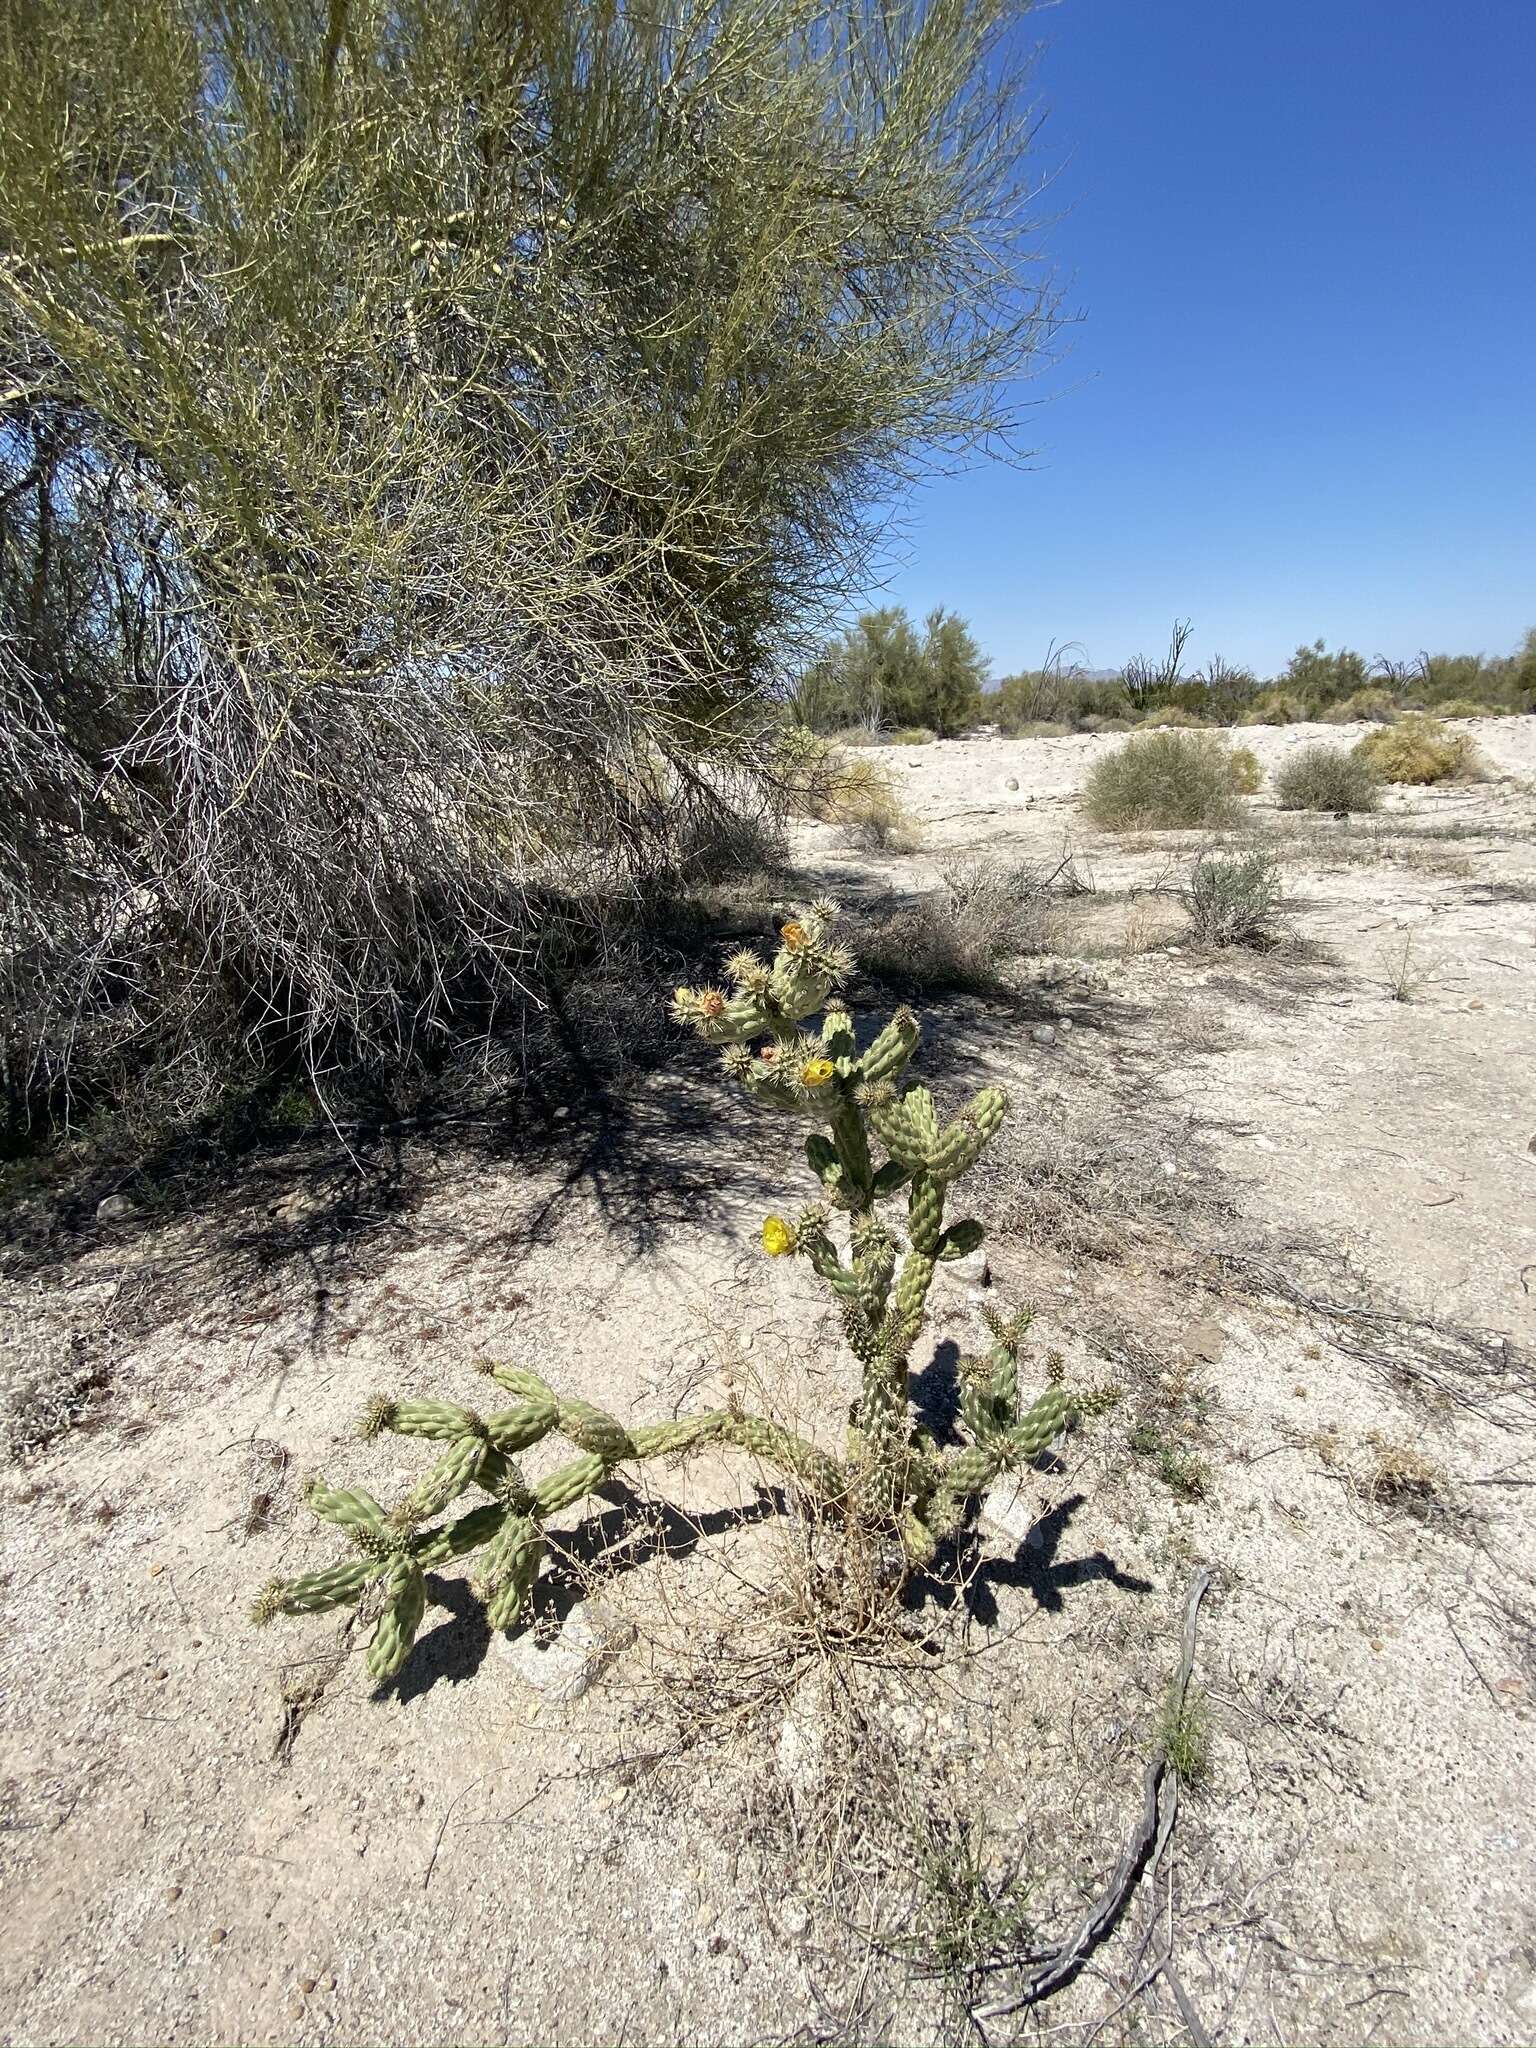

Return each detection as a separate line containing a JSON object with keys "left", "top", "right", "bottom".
{"left": 1081, "top": 730, "right": 1242, "bottom": 831}
{"left": 889, "top": 726, "right": 938, "bottom": 746}
{"left": 1362, "top": 1433, "right": 1444, "bottom": 1513}
{"left": 978, "top": 1090, "right": 1221, "bottom": 1263}
{"left": 857, "top": 854, "right": 1056, "bottom": 989}
{"left": 1227, "top": 746, "right": 1263, "bottom": 794}
{"left": 1432, "top": 699, "right": 1496, "bottom": 720}
{"left": 1137, "top": 706, "right": 1211, "bottom": 729}
{"left": 1353, "top": 714, "right": 1484, "bottom": 786}
{"left": 1323, "top": 688, "right": 1399, "bottom": 724}
{"left": 1239, "top": 690, "right": 1308, "bottom": 726}
{"left": 1273, "top": 743, "right": 1381, "bottom": 813}
{"left": 1180, "top": 850, "right": 1283, "bottom": 948}
{"left": 780, "top": 733, "right": 920, "bottom": 848}
{"left": 1372, "top": 929, "right": 1444, "bottom": 1002}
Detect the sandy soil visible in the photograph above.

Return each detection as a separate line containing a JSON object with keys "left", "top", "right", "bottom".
{"left": 3, "top": 717, "right": 1535, "bottom": 2047}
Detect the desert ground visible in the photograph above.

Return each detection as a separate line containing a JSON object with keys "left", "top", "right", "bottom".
{"left": 3, "top": 717, "right": 1534, "bottom": 2048}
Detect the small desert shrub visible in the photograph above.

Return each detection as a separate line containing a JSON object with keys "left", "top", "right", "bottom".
{"left": 675, "top": 804, "right": 789, "bottom": 881}
{"left": 1081, "top": 730, "right": 1241, "bottom": 831}
{"left": 1080, "top": 713, "right": 1134, "bottom": 734}
{"left": 780, "top": 733, "right": 918, "bottom": 841}
{"left": 1240, "top": 690, "right": 1308, "bottom": 726}
{"left": 1372, "top": 929, "right": 1443, "bottom": 1001}
{"left": 1159, "top": 1685, "right": 1212, "bottom": 1782}
{"left": 841, "top": 786, "right": 924, "bottom": 853}
{"left": 1273, "top": 743, "right": 1380, "bottom": 813}
{"left": 888, "top": 726, "right": 937, "bottom": 746}
{"left": 1353, "top": 714, "right": 1483, "bottom": 785}
{"left": 1138, "top": 706, "right": 1211, "bottom": 729}
{"left": 1433, "top": 699, "right": 1494, "bottom": 720}
{"left": 859, "top": 854, "right": 1054, "bottom": 989}
{"left": 1011, "top": 719, "right": 1073, "bottom": 739}
{"left": 1227, "top": 746, "right": 1263, "bottom": 794}
{"left": 1180, "top": 850, "right": 1282, "bottom": 948}
{"left": 1323, "top": 688, "right": 1398, "bottom": 724}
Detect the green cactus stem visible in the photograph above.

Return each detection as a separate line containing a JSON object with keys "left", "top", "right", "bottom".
{"left": 252, "top": 898, "right": 1116, "bottom": 1686}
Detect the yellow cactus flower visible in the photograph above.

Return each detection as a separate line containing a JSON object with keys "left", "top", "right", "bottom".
{"left": 799, "top": 1056, "right": 835, "bottom": 1088}
{"left": 761, "top": 1215, "right": 796, "bottom": 1258}
{"left": 780, "top": 920, "right": 809, "bottom": 952}
{"left": 673, "top": 985, "right": 693, "bottom": 1004}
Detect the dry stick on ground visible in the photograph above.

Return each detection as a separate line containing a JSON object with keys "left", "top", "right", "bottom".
{"left": 971, "top": 1569, "right": 1214, "bottom": 2026}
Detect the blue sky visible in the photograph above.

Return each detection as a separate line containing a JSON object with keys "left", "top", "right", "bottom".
{"left": 878, "top": 0, "right": 1536, "bottom": 680}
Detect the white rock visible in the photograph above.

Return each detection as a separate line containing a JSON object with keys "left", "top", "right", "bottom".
{"left": 979, "top": 1477, "right": 1041, "bottom": 1548}
{"left": 496, "top": 1598, "right": 635, "bottom": 1702}
{"left": 95, "top": 1193, "right": 136, "bottom": 1223}
{"left": 778, "top": 1899, "right": 811, "bottom": 1940}
{"left": 950, "top": 1248, "right": 990, "bottom": 1287}
{"left": 776, "top": 1670, "right": 835, "bottom": 1791}
{"left": 1030, "top": 1023, "right": 1057, "bottom": 1046}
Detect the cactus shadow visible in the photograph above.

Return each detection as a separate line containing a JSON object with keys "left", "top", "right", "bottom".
{"left": 389, "top": 1572, "right": 495, "bottom": 1702}
{"left": 533, "top": 1481, "right": 784, "bottom": 1620}
{"left": 387, "top": 1484, "right": 783, "bottom": 1699}
{"left": 909, "top": 1492, "right": 1154, "bottom": 1629}
{"left": 909, "top": 1339, "right": 965, "bottom": 1447}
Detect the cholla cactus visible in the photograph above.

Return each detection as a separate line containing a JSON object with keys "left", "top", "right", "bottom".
{"left": 253, "top": 900, "right": 1116, "bottom": 1682}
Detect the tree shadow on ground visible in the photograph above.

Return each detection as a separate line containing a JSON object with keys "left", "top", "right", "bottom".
{"left": 2, "top": 878, "right": 1148, "bottom": 1355}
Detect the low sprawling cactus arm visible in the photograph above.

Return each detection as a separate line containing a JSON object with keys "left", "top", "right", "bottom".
{"left": 252, "top": 1377, "right": 850, "bottom": 1676}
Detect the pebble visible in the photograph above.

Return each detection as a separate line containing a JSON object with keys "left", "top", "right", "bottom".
{"left": 209, "top": 1928, "right": 227, "bottom": 1947}
{"left": 778, "top": 1899, "right": 810, "bottom": 1940}
{"left": 1030, "top": 1024, "right": 1057, "bottom": 1046}
{"left": 1005, "top": 777, "right": 1020, "bottom": 791}
{"left": 96, "top": 1193, "right": 136, "bottom": 1223}
{"left": 164, "top": 1887, "right": 182, "bottom": 1904}
{"left": 300, "top": 1978, "right": 317, "bottom": 1995}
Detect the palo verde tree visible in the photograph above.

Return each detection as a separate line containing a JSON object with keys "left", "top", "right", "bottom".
{"left": 0, "top": 0, "right": 1058, "bottom": 1132}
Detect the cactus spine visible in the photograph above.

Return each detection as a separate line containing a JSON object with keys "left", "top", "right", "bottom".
{"left": 253, "top": 899, "right": 1115, "bottom": 1685}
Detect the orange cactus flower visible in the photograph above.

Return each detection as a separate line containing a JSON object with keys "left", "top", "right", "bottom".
{"left": 780, "top": 920, "right": 809, "bottom": 952}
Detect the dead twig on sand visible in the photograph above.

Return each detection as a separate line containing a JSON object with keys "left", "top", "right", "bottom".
{"left": 971, "top": 1569, "right": 1214, "bottom": 2023}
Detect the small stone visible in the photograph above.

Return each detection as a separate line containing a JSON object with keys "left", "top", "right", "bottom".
{"left": 288, "top": 2004, "right": 305, "bottom": 2023}
{"left": 1005, "top": 777, "right": 1020, "bottom": 791}
{"left": 950, "top": 1248, "right": 989, "bottom": 1287}
{"left": 209, "top": 1928, "right": 227, "bottom": 1946}
{"left": 1057, "top": 1016, "right": 1074, "bottom": 1031}
{"left": 96, "top": 1193, "right": 136, "bottom": 1223}
{"left": 778, "top": 1899, "right": 810, "bottom": 1940}
{"left": 164, "top": 1886, "right": 182, "bottom": 1904}
{"left": 979, "top": 1476, "right": 1038, "bottom": 1548}
{"left": 1030, "top": 1024, "right": 1056, "bottom": 1047}
{"left": 299, "top": 1978, "right": 317, "bottom": 1995}
{"left": 153, "top": 1669, "right": 168, "bottom": 1682}
{"left": 148, "top": 1563, "right": 164, "bottom": 1577}
{"left": 1179, "top": 1318, "right": 1226, "bottom": 1365}
{"left": 496, "top": 1598, "right": 636, "bottom": 1702}
{"left": 323, "top": 1974, "right": 337, "bottom": 1992}
{"left": 1253, "top": 1134, "right": 1277, "bottom": 1152}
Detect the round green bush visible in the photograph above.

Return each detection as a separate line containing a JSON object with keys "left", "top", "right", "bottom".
{"left": 1273, "top": 743, "right": 1380, "bottom": 813}
{"left": 1081, "top": 730, "right": 1242, "bottom": 830}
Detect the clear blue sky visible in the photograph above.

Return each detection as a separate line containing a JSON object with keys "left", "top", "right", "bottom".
{"left": 879, "top": 0, "right": 1536, "bottom": 680}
